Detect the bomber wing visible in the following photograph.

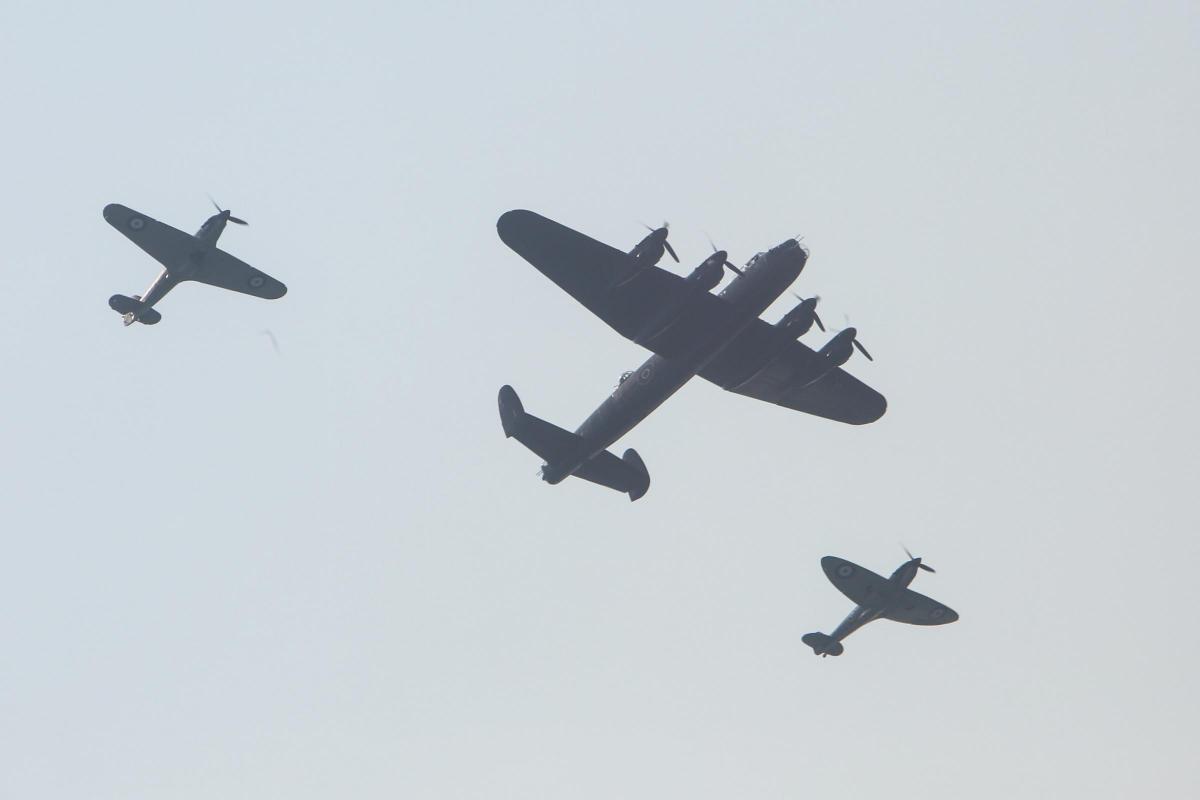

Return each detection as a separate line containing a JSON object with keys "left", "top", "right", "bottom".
{"left": 499, "top": 211, "right": 885, "bottom": 424}
{"left": 699, "top": 321, "right": 886, "bottom": 425}
{"left": 820, "top": 556, "right": 891, "bottom": 607}
{"left": 189, "top": 249, "right": 287, "bottom": 299}
{"left": 884, "top": 589, "right": 959, "bottom": 626}
{"left": 103, "top": 204, "right": 196, "bottom": 271}
{"left": 497, "top": 209, "right": 741, "bottom": 360}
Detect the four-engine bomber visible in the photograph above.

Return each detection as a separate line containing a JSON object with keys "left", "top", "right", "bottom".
{"left": 496, "top": 209, "right": 885, "bottom": 501}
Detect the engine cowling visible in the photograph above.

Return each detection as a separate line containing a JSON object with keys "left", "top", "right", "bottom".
{"left": 687, "top": 257, "right": 725, "bottom": 292}
{"left": 817, "top": 329, "right": 857, "bottom": 368}
{"left": 777, "top": 298, "right": 819, "bottom": 340}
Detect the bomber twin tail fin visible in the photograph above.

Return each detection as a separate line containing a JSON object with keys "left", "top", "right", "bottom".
{"left": 802, "top": 632, "right": 844, "bottom": 657}
{"left": 574, "top": 447, "right": 650, "bottom": 501}
{"left": 498, "top": 385, "right": 650, "bottom": 501}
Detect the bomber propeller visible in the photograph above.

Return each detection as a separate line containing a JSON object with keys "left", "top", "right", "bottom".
{"left": 788, "top": 291, "right": 825, "bottom": 331}
{"left": 706, "top": 235, "right": 744, "bottom": 276}
{"left": 829, "top": 315, "right": 872, "bottom": 361}
{"left": 851, "top": 334, "right": 872, "bottom": 361}
{"left": 642, "top": 222, "right": 678, "bottom": 263}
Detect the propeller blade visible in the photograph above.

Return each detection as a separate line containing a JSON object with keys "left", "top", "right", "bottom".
{"left": 663, "top": 239, "right": 679, "bottom": 263}
{"left": 903, "top": 545, "right": 935, "bottom": 572}
{"left": 208, "top": 194, "right": 222, "bottom": 213}
{"left": 813, "top": 310, "right": 825, "bottom": 332}
{"left": 723, "top": 259, "right": 743, "bottom": 276}
{"left": 852, "top": 338, "right": 873, "bottom": 361}
{"left": 228, "top": 216, "right": 248, "bottom": 226}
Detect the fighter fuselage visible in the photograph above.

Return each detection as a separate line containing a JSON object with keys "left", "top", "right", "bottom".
{"left": 827, "top": 559, "right": 924, "bottom": 643}
{"left": 135, "top": 212, "right": 231, "bottom": 309}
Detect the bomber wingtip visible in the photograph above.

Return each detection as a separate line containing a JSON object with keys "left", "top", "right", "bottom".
{"left": 496, "top": 209, "right": 537, "bottom": 240}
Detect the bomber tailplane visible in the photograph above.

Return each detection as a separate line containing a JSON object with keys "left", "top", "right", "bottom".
{"left": 498, "top": 385, "right": 650, "bottom": 501}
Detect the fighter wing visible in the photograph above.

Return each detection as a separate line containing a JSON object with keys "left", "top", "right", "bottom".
{"left": 698, "top": 320, "right": 886, "bottom": 425}
{"left": 497, "top": 209, "right": 738, "bottom": 358}
{"left": 820, "top": 556, "right": 891, "bottom": 606}
{"left": 884, "top": 588, "right": 959, "bottom": 626}
{"left": 189, "top": 248, "right": 287, "bottom": 300}
{"left": 103, "top": 203, "right": 197, "bottom": 270}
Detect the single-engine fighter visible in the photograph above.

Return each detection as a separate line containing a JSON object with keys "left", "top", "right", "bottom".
{"left": 496, "top": 210, "right": 886, "bottom": 501}
{"left": 104, "top": 200, "right": 286, "bottom": 326}
{"left": 803, "top": 551, "right": 958, "bottom": 657}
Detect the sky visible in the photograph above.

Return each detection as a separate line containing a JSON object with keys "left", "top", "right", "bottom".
{"left": 2, "top": 1, "right": 1198, "bottom": 797}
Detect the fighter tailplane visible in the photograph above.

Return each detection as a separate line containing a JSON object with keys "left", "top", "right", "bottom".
{"left": 498, "top": 385, "right": 650, "bottom": 501}
{"left": 108, "top": 294, "right": 162, "bottom": 326}
{"left": 801, "top": 632, "right": 844, "bottom": 657}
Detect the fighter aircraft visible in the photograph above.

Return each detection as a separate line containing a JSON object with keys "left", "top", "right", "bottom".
{"left": 103, "top": 200, "right": 286, "bottom": 326}
{"left": 803, "top": 551, "right": 958, "bottom": 657}
{"left": 496, "top": 210, "right": 886, "bottom": 501}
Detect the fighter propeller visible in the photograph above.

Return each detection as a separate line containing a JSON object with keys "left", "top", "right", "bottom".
{"left": 208, "top": 195, "right": 248, "bottom": 226}
{"left": 903, "top": 546, "right": 936, "bottom": 573}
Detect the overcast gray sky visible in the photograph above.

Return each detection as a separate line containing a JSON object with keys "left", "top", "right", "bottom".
{"left": 2, "top": 1, "right": 1198, "bottom": 797}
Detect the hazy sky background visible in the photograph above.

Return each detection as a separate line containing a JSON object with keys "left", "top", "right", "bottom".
{"left": 2, "top": 1, "right": 1198, "bottom": 797}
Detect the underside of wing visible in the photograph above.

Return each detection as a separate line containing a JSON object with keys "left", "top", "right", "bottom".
{"left": 820, "top": 556, "right": 890, "bottom": 606}
{"left": 190, "top": 248, "right": 287, "bottom": 300}
{"left": 699, "top": 319, "right": 886, "bottom": 425}
{"left": 103, "top": 203, "right": 196, "bottom": 270}
{"left": 498, "top": 209, "right": 636, "bottom": 307}
{"left": 884, "top": 588, "right": 959, "bottom": 626}
{"left": 497, "top": 209, "right": 737, "bottom": 358}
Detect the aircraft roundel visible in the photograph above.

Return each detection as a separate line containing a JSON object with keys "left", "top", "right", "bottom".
{"left": 929, "top": 607, "right": 946, "bottom": 620}
{"left": 248, "top": 275, "right": 265, "bottom": 289}
{"left": 129, "top": 217, "right": 145, "bottom": 230}
{"left": 638, "top": 366, "right": 653, "bottom": 384}
{"left": 837, "top": 564, "right": 854, "bottom": 578}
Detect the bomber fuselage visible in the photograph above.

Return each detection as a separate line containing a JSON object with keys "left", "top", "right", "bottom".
{"left": 540, "top": 240, "right": 807, "bottom": 483}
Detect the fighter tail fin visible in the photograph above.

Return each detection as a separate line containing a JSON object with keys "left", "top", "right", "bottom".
{"left": 498, "top": 385, "right": 650, "bottom": 501}
{"left": 802, "top": 632, "right": 844, "bottom": 657}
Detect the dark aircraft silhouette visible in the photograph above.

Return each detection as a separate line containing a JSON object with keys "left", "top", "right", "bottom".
{"left": 496, "top": 210, "right": 886, "bottom": 501}
{"left": 803, "top": 551, "right": 958, "bottom": 657}
{"left": 104, "top": 200, "right": 286, "bottom": 326}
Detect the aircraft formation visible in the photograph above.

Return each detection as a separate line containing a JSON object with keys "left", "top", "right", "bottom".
{"left": 103, "top": 201, "right": 956, "bottom": 657}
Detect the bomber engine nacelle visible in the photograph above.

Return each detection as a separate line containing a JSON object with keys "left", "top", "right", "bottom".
{"left": 777, "top": 297, "right": 821, "bottom": 340}
{"left": 817, "top": 328, "right": 860, "bottom": 368}
{"left": 629, "top": 224, "right": 678, "bottom": 267}
{"left": 687, "top": 253, "right": 727, "bottom": 292}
